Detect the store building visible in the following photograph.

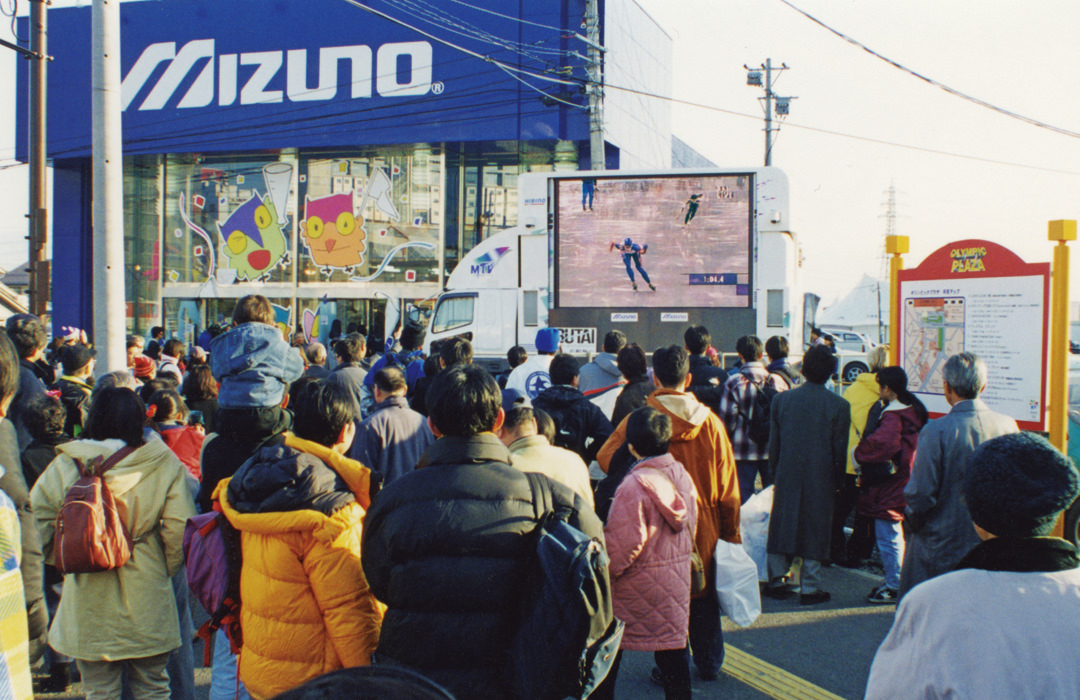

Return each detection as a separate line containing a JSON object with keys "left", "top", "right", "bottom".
{"left": 16, "top": 0, "right": 688, "bottom": 347}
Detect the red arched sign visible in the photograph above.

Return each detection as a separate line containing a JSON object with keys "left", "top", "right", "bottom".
{"left": 895, "top": 239, "right": 1050, "bottom": 430}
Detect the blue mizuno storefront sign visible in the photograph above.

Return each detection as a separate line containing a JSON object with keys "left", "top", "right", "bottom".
{"left": 16, "top": 0, "right": 590, "bottom": 159}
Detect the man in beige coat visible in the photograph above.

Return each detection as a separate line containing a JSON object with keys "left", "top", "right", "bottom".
{"left": 499, "top": 403, "right": 594, "bottom": 508}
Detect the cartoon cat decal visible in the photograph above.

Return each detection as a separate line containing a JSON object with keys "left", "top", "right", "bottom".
{"left": 300, "top": 193, "right": 367, "bottom": 275}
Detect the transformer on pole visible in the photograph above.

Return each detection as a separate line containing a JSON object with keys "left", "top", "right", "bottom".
{"left": 744, "top": 59, "right": 796, "bottom": 166}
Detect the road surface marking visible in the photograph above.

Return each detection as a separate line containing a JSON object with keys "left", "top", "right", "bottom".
{"left": 724, "top": 645, "right": 847, "bottom": 700}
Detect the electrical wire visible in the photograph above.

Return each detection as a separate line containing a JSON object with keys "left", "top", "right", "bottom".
{"left": 496, "top": 62, "right": 583, "bottom": 108}
{"left": 777, "top": 0, "right": 1080, "bottom": 140}
{"left": 45, "top": 87, "right": 578, "bottom": 158}
{"left": 22, "top": 0, "right": 1080, "bottom": 177}
{"left": 386, "top": 0, "right": 573, "bottom": 62}
{"left": 1, "top": 0, "right": 25, "bottom": 44}
{"left": 337, "top": 0, "right": 580, "bottom": 86}
{"left": 594, "top": 82, "right": 1080, "bottom": 176}
{"left": 447, "top": 0, "right": 571, "bottom": 33}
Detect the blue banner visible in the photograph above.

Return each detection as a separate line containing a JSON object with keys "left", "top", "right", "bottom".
{"left": 16, "top": 0, "right": 590, "bottom": 159}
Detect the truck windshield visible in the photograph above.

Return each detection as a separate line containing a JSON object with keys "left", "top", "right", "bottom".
{"left": 431, "top": 295, "right": 475, "bottom": 334}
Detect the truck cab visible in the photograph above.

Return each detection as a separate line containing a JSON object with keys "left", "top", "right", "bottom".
{"left": 426, "top": 226, "right": 547, "bottom": 373}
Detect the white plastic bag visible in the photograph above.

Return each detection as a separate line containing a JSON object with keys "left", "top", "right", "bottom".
{"left": 714, "top": 539, "right": 762, "bottom": 627}
{"left": 739, "top": 485, "right": 773, "bottom": 582}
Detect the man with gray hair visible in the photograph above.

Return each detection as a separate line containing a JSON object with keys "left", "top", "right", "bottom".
{"left": 899, "top": 352, "right": 1018, "bottom": 597}
{"left": 303, "top": 342, "right": 330, "bottom": 379}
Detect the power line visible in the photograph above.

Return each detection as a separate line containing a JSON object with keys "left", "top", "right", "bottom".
{"left": 495, "top": 63, "right": 583, "bottom": 108}
{"left": 338, "top": 0, "right": 580, "bottom": 87}
{"left": 596, "top": 82, "right": 1080, "bottom": 176}
{"left": 777, "top": 0, "right": 1080, "bottom": 140}
{"left": 447, "top": 0, "right": 570, "bottom": 33}
{"left": 18, "top": 0, "right": 1080, "bottom": 177}
{"left": 385, "top": 0, "right": 574, "bottom": 62}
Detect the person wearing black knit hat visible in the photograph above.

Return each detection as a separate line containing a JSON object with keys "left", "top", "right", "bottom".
{"left": 866, "top": 432, "right": 1080, "bottom": 700}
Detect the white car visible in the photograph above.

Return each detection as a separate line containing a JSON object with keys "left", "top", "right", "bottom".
{"left": 820, "top": 327, "right": 879, "bottom": 353}
{"left": 818, "top": 328, "right": 879, "bottom": 383}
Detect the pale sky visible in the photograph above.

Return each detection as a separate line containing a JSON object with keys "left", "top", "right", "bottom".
{"left": 636, "top": 0, "right": 1080, "bottom": 307}
{"left": 3, "top": 0, "right": 1080, "bottom": 310}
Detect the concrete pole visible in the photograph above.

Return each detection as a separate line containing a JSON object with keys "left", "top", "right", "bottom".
{"left": 885, "top": 235, "right": 909, "bottom": 366}
{"left": 1047, "top": 220, "right": 1075, "bottom": 453}
{"left": 28, "top": 0, "right": 48, "bottom": 317}
{"left": 585, "top": 0, "right": 604, "bottom": 171}
{"left": 764, "top": 58, "right": 773, "bottom": 166}
{"left": 92, "top": 0, "right": 126, "bottom": 372}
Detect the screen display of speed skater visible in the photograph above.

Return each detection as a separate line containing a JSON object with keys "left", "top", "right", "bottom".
{"left": 553, "top": 174, "right": 752, "bottom": 308}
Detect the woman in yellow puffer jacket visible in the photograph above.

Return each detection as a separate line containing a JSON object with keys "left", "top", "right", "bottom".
{"left": 216, "top": 381, "right": 382, "bottom": 699}
{"left": 833, "top": 345, "right": 889, "bottom": 564}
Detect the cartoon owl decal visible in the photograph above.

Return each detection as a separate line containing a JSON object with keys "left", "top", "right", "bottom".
{"left": 218, "top": 194, "right": 288, "bottom": 282}
{"left": 300, "top": 194, "right": 367, "bottom": 274}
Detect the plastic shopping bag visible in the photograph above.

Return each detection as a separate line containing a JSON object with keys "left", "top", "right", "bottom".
{"left": 739, "top": 485, "right": 773, "bottom": 582}
{"left": 714, "top": 539, "right": 762, "bottom": 627}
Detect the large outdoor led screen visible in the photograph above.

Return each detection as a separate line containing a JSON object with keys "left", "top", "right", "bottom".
{"left": 554, "top": 174, "right": 752, "bottom": 308}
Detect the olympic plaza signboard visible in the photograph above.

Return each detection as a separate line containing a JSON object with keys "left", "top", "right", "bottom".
{"left": 896, "top": 239, "right": 1050, "bottom": 430}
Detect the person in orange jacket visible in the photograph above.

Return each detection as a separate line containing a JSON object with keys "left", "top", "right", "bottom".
{"left": 216, "top": 380, "right": 382, "bottom": 699}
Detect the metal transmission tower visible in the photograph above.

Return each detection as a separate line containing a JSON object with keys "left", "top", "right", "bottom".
{"left": 744, "top": 59, "right": 796, "bottom": 166}
{"left": 876, "top": 182, "right": 901, "bottom": 343}
{"left": 879, "top": 182, "right": 901, "bottom": 280}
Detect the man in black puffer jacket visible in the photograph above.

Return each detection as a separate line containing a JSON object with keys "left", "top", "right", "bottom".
{"left": 532, "top": 354, "right": 614, "bottom": 465}
{"left": 362, "top": 365, "right": 608, "bottom": 700}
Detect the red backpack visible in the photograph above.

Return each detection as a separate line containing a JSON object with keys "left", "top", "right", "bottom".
{"left": 54, "top": 446, "right": 136, "bottom": 575}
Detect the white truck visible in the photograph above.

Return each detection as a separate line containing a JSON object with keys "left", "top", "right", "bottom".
{"left": 425, "top": 167, "right": 812, "bottom": 372}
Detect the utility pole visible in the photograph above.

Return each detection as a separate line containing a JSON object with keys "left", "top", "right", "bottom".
{"left": 1, "top": 3, "right": 51, "bottom": 317}
{"left": 92, "top": 0, "right": 126, "bottom": 372}
{"left": 583, "top": 0, "right": 604, "bottom": 171}
{"left": 28, "top": 0, "right": 48, "bottom": 317}
{"left": 744, "top": 59, "right": 795, "bottom": 166}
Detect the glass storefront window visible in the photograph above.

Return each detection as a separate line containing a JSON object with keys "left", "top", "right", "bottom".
{"left": 133, "top": 141, "right": 564, "bottom": 345}
{"left": 163, "top": 153, "right": 297, "bottom": 286}
{"left": 124, "top": 155, "right": 162, "bottom": 335}
{"left": 298, "top": 146, "right": 442, "bottom": 286}
{"left": 443, "top": 141, "right": 557, "bottom": 279}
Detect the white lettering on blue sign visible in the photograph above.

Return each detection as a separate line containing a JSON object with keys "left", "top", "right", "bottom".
{"left": 122, "top": 39, "right": 434, "bottom": 111}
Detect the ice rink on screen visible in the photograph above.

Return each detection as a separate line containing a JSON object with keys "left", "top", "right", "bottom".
{"left": 555, "top": 175, "right": 751, "bottom": 308}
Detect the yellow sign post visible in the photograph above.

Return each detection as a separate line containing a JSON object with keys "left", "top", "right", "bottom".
{"left": 1047, "top": 220, "right": 1075, "bottom": 454}
{"left": 885, "top": 235, "right": 909, "bottom": 366}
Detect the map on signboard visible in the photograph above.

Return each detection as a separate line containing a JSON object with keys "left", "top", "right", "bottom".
{"left": 903, "top": 297, "right": 965, "bottom": 393}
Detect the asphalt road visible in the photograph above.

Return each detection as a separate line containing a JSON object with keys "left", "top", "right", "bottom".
{"left": 609, "top": 563, "right": 897, "bottom": 699}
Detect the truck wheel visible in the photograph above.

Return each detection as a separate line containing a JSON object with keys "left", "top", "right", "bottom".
{"left": 842, "top": 362, "right": 869, "bottom": 384}
{"left": 1065, "top": 496, "right": 1080, "bottom": 548}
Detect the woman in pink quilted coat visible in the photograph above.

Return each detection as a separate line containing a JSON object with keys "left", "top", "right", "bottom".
{"left": 593, "top": 407, "right": 699, "bottom": 700}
